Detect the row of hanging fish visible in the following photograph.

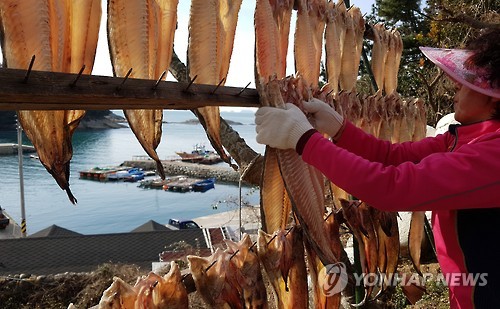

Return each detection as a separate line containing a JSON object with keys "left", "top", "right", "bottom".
{"left": 312, "top": 87, "right": 427, "bottom": 304}
{"left": 0, "top": 0, "right": 102, "bottom": 204}
{"left": 255, "top": 2, "right": 368, "bottom": 308}
{"left": 187, "top": 229, "right": 335, "bottom": 309}
{"left": 97, "top": 261, "right": 188, "bottom": 308}
{"left": 369, "top": 23, "right": 403, "bottom": 95}
{"left": 324, "top": 0, "right": 365, "bottom": 94}
{"left": 0, "top": 0, "right": 246, "bottom": 202}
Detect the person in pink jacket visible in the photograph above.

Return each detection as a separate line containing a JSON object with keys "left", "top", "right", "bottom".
{"left": 255, "top": 29, "right": 500, "bottom": 308}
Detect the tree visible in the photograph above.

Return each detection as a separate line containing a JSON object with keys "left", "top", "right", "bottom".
{"left": 364, "top": 0, "right": 499, "bottom": 125}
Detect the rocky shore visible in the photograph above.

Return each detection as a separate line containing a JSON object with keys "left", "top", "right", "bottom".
{"left": 122, "top": 159, "right": 242, "bottom": 183}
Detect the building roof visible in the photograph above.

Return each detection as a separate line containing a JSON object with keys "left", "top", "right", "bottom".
{"left": 29, "top": 225, "right": 82, "bottom": 238}
{"left": 130, "top": 220, "right": 172, "bottom": 233}
{"left": 0, "top": 229, "right": 207, "bottom": 275}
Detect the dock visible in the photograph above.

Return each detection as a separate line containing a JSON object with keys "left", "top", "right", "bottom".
{"left": 162, "top": 176, "right": 203, "bottom": 192}
{"left": 0, "top": 143, "right": 36, "bottom": 155}
{"left": 139, "top": 175, "right": 214, "bottom": 193}
{"left": 79, "top": 166, "right": 130, "bottom": 180}
{"left": 123, "top": 160, "right": 241, "bottom": 183}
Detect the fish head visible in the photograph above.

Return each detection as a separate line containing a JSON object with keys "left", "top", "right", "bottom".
{"left": 98, "top": 277, "right": 138, "bottom": 309}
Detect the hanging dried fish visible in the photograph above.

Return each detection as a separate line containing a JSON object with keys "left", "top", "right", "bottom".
{"left": 0, "top": 0, "right": 101, "bottom": 204}
{"left": 108, "top": 0, "right": 179, "bottom": 180}
{"left": 188, "top": 248, "right": 243, "bottom": 308}
{"left": 225, "top": 234, "right": 269, "bottom": 308}
{"left": 324, "top": 1, "right": 347, "bottom": 95}
{"left": 258, "top": 227, "right": 308, "bottom": 309}
{"left": 294, "top": 0, "right": 327, "bottom": 88}
{"left": 188, "top": 0, "right": 242, "bottom": 166}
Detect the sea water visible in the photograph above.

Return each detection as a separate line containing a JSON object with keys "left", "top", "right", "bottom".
{"left": 0, "top": 109, "right": 264, "bottom": 235}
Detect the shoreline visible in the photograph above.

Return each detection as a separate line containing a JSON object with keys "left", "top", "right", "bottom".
{"left": 122, "top": 159, "right": 242, "bottom": 183}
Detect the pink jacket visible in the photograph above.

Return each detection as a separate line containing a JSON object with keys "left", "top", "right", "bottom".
{"left": 301, "top": 119, "right": 500, "bottom": 308}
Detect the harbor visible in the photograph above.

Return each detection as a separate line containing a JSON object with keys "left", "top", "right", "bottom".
{"left": 0, "top": 110, "right": 262, "bottom": 237}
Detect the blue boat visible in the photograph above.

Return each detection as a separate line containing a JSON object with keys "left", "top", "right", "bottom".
{"left": 108, "top": 168, "right": 145, "bottom": 182}
{"left": 192, "top": 178, "right": 216, "bottom": 192}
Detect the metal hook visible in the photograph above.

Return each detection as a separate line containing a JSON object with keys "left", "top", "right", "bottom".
{"left": 347, "top": 4, "right": 354, "bottom": 11}
{"left": 211, "top": 77, "right": 226, "bottom": 95}
{"left": 70, "top": 65, "right": 86, "bottom": 87}
{"left": 23, "top": 55, "right": 36, "bottom": 84}
{"left": 116, "top": 68, "right": 133, "bottom": 91}
{"left": 204, "top": 259, "right": 218, "bottom": 272}
{"left": 327, "top": 89, "right": 335, "bottom": 97}
{"left": 236, "top": 82, "right": 251, "bottom": 96}
{"left": 184, "top": 75, "right": 198, "bottom": 92}
{"left": 152, "top": 70, "right": 167, "bottom": 90}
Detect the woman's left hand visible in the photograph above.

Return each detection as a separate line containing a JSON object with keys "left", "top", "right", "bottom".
{"left": 255, "top": 103, "right": 313, "bottom": 150}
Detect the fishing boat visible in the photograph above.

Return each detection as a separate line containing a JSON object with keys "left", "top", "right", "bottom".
{"left": 192, "top": 178, "right": 216, "bottom": 192}
{"left": 175, "top": 144, "right": 222, "bottom": 164}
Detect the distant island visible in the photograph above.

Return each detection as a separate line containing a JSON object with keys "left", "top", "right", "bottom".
{"left": 0, "top": 111, "right": 245, "bottom": 131}
{"left": 0, "top": 110, "right": 126, "bottom": 131}
{"left": 167, "top": 119, "right": 244, "bottom": 125}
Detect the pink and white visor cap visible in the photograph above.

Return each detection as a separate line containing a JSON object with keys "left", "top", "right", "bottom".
{"left": 420, "top": 47, "right": 500, "bottom": 99}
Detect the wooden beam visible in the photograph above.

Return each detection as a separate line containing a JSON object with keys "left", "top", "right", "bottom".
{"left": 0, "top": 68, "right": 259, "bottom": 111}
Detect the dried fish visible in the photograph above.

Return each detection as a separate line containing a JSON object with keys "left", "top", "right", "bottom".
{"left": 258, "top": 228, "right": 308, "bottom": 308}
{"left": 188, "top": 0, "right": 242, "bottom": 166}
{"left": 108, "top": 0, "right": 179, "bottom": 179}
{"left": 324, "top": 1, "right": 347, "bottom": 95}
{"left": 188, "top": 249, "right": 242, "bottom": 308}
{"left": 225, "top": 234, "right": 269, "bottom": 308}
{"left": 0, "top": 0, "right": 101, "bottom": 203}
{"left": 294, "top": 0, "right": 326, "bottom": 88}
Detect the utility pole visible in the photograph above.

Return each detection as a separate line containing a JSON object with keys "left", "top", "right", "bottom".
{"left": 16, "top": 117, "right": 27, "bottom": 237}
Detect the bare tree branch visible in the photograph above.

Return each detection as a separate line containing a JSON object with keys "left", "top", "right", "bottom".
{"left": 169, "top": 50, "right": 264, "bottom": 185}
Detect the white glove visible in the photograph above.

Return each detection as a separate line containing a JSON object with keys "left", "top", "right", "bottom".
{"left": 303, "top": 98, "right": 344, "bottom": 140}
{"left": 255, "top": 103, "right": 313, "bottom": 150}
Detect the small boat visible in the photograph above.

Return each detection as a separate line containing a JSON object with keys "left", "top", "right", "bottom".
{"left": 192, "top": 178, "right": 216, "bottom": 192}
{"left": 139, "top": 175, "right": 187, "bottom": 189}
{"left": 108, "top": 168, "right": 145, "bottom": 181}
{"left": 175, "top": 144, "right": 222, "bottom": 164}
{"left": 162, "top": 176, "right": 192, "bottom": 192}
{"left": 124, "top": 173, "right": 145, "bottom": 182}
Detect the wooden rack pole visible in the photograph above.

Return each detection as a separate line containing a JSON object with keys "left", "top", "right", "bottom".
{"left": 0, "top": 68, "right": 260, "bottom": 111}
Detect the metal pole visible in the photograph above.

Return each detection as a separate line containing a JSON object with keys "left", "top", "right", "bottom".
{"left": 239, "top": 178, "right": 242, "bottom": 240}
{"left": 16, "top": 117, "right": 27, "bottom": 237}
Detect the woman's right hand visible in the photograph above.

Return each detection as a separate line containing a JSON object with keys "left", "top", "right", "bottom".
{"left": 303, "top": 98, "right": 345, "bottom": 140}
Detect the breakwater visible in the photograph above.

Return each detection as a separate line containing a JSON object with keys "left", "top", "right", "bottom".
{"left": 122, "top": 160, "right": 241, "bottom": 183}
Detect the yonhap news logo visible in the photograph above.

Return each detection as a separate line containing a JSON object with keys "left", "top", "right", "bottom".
{"left": 320, "top": 262, "right": 349, "bottom": 296}
{"left": 319, "top": 262, "right": 488, "bottom": 297}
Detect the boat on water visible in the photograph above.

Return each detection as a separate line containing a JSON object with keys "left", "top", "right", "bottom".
{"left": 108, "top": 168, "right": 145, "bottom": 182}
{"left": 138, "top": 175, "right": 187, "bottom": 189}
{"left": 175, "top": 144, "right": 222, "bottom": 164}
{"left": 79, "top": 166, "right": 130, "bottom": 180}
{"left": 192, "top": 178, "right": 216, "bottom": 192}
{"left": 143, "top": 175, "right": 215, "bottom": 193}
